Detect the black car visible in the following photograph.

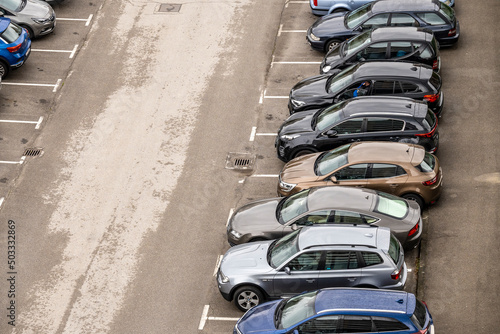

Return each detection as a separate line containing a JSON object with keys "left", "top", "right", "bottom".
{"left": 288, "top": 61, "right": 443, "bottom": 116}
{"left": 320, "top": 26, "right": 441, "bottom": 75}
{"left": 277, "top": 96, "right": 438, "bottom": 162}
{"left": 307, "top": 0, "right": 459, "bottom": 52}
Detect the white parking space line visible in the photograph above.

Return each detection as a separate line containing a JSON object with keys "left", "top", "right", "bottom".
{"left": 3, "top": 80, "right": 62, "bottom": 92}
{"left": 256, "top": 133, "right": 276, "bottom": 136}
{"left": 252, "top": 174, "right": 279, "bottom": 178}
{"left": 0, "top": 156, "right": 25, "bottom": 165}
{"left": 249, "top": 126, "right": 257, "bottom": 141}
{"left": 213, "top": 255, "right": 223, "bottom": 277}
{"left": 0, "top": 197, "right": 4, "bottom": 209}
{"left": 264, "top": 95, "right": 288, "bottom": 99}
{"left": 32, "top": 45, "right": 79, "bottom": 59}
{"left": 226, "top": 208, "right": 234, "bottom": 227}
{"left": 272, "top": 61, "right": 321, "bottom": 64}
{"left": 198, "top": 305, "right": 240, "bottom": 331}
{"left": 0, "top": 116, "right": 43, "bottom": 129}
{"left": 57, "top": 14, "right": 93, "bottom": 26}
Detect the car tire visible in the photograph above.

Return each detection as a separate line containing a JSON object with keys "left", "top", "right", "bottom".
{"left": 0, "top": 60, "right": 10, "bottom": 78}
{"left": 326, "top": 39, "right": 342, "bottom": 52}
{"left": 332, "top": 8, "right": 348, "bottom": 14}
{"left": 233, "top": 286, "right": 264, "bottom": 312}
{"left": 20, "top": 25, "right": 34, "bottom": 39}
{"left": 402, "top": 193, "right": 425, "bottom": 212}
{"left": 355, "top": 284, "right": 378, "bottom": 289}
{"left": 292, "top": 148, "right": 316, "bottom": 159}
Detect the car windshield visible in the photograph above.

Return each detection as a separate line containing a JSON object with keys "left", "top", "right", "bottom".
{"left": 346, "top": 3, "right": 372, "bottom": 29}
{"left": 279, "top": 190, "right": 310, "bottom": 224}
{"left": 0, "top": 22, "right": 22, "bottom": 44}
{"left": 327, "top": 64, "right": 357, "bottom": 94}
{"left": 439, "top": 3, "right": 454, "bottom": 22}
{"left": 344, "top": 30, "right": 371, "bottom": 56}
{"left": 315, "top": 102, "right": 344, "bottom": 131}
{"left": 429, "top": 72, "right": 441, "bottom": 91}
{"left": 375, "top": 192, "right": 409, "bottom": 219}
{"left": 314, "top": 144, "right": 350, "bottom": 176}
{"left": 269, "top": 229, "right": 300, "bottom": 268}
{"left": 278, "top": 291, "right": 317, "bottom": 329}
{"left": 1, "top": 0, "right": 24, "bottom": 12}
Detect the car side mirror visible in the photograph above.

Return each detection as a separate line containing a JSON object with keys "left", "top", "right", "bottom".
{"left": 290, "top": 223, "right": 299, "bottom": 231}
{"left": 324, "top": 129, "right": 338, "bottom": 137}
{"left": 355, "top": 26, "right": 363, "bottom": 32}
{"left": 328, "top": 175, "right": 338, "bottom": 184}
{"left": 284, "top": 267, "right": 291, "bottom": 275}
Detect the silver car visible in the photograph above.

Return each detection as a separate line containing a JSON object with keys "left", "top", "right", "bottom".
{"left": 217, "top": 225, "right": 406, "bottom": 311}
{"left": 227, "top": 186, "right": 422, "bottom": 249}
{"left": 0, "top": 0, "right": 56, "bottom": 38}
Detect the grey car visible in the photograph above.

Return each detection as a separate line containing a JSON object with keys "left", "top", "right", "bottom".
{"left": 0, "top": 0, "right": 56, "bottom": 38}
{"left": 227, "top": 186, "right": 422, "bottom": 249}
{"left": 217, "top": 225, "right": 406, "bottom": 311}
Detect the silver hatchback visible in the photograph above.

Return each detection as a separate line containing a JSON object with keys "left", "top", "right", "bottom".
{"left": 0, "top": 0, "right": 56, "bottom": 38}
{"left": 217, "top": 225, "right": 406, "bottom": 311}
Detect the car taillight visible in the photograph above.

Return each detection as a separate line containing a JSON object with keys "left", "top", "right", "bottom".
{"left": 408, "top": 222, "right": 419, "bottom": 237}
{"left": 423, "top": 92, "right": 440, "bottom": 103}
{"left": 7, "top": 43, "right": 22, "bottom": 53}
{"left": 416, "top": 119, "right": 437, "bottom": 138}
{"left": 448, "top": 28, "right": 456, "bottom": 36}
{"left": 432, "top": 60, "right": 438, "bottom": 70}
{"left": 391, "top": 265, "right": 403, "bottom": 280}
{"left": 422, "top": 175, "right": 438, "bottom": 186}
{"left": 313, "top": 0, "right": 318, "bottom": 6}
{"left": 411, "top": 330, "right": 428, "bottom": 334}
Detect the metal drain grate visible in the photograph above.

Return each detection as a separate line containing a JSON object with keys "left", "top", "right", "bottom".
{"left": 23, "top": 148, "right": 43, "bottom": 157}
{"left": 157, "top": 3, "right": 181, "bottom": 13}
{"left": 225, "top": 153, "right": 255, "bottom": 170}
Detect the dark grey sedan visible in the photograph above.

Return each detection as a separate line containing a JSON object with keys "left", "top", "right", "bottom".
{"left": 227, "top": 186, "right": 422, "bottom": 249}
{"left": 0, "top": 0, "right": 56, "bottom": 38}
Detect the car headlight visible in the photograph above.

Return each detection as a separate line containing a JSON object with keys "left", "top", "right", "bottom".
{"left": 280, "top": 134, "right": 300, "bottom": 140}
{"left": 279, "top": 179, "right": 297, "bottom": 192}
{"left": 290, "top": 99, "right": 306, "bottom": 108}
{"left": 219, "top": 270, "right": 229, "bottom": 283}
{"left": 322, "top": 65, "right": 332, "bottom": 73}
{"left": 32, "top": 18, "right": 51, "bottom": 24}
{"left": 309, "top": 32, "right": 320, "bottom": 41}
{"left": 229, "top": 229, "right": 242, "bottom": 239}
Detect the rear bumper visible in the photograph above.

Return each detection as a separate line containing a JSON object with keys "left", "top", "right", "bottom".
{"left": 438, "top": 21, "right": 460, "bottom": 47}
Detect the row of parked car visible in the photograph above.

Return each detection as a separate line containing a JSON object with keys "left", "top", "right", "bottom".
{"left": 0, "top": 0, "right": 59, "bottom": 78}
{"left": 218, "top": 0, "right": 458, "bottom": 333}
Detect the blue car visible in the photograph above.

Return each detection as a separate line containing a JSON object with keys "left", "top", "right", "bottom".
{"left": 0, "top": 18, "right": 31, "bottom": 78}
{"left": 311, "top": 0, "right": 454, "bottom": 16}
{"left": 234, "top": 288, "right": 434, "bottom": 334}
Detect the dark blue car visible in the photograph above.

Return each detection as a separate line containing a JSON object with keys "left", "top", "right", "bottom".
{"left": 0, "top": 17, "right": 31, "bottom": 77}
{"left": 234, "top": 288, "right": 434, "bottom": 334}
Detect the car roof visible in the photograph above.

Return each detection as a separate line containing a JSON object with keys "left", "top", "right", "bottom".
{"left": 297, "top": 225, "right": 389, "bottom": 250}
{"left": 372, "top": 0, "right": 441, "bottom": 14}
{"left": 370, "top": 26, "right": 431, "bottom": 42}
{"left": 315, "top": 288, "right": 416, "bottom": 316}
{"left": 340, "top": 96, "right": 426, "bottom": 119}
{"left": 352, "top": 61, "right": 432, "bottom": 81}
{"left": 307, "top": 186, "right": 378, "bottom": 212}
{"left": 346, "top": 141, "right": 425, "bottom": 165}
{"left": 0, "top": 18, "right": 10, "bottom": 34}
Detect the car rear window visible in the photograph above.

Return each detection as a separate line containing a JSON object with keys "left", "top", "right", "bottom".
{"left": 388, "top": 234, "right": 401, "bottom": 265}
{"left": 439, "top": 3, "right": 455, "bottom": 22}
{"left": 429, "top": 72, "right": 441, "bottom": 91}
{"left": 410, "top": 300, "right": 428, "bottom": 329}
{"left": 375, "top": 192, "right": 409, "bottom": 219}
{"left": 422, "top": 109, "right": 436, "bottom": 132}
{"left": 416, "top": 153, "right": 436, "bottom": 173}
{"left": 0, "top": 22, "right": 22, "bottom": 44}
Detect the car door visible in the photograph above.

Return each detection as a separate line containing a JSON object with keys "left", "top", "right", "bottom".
{"left": 319, "top": 117, "right": 365, "bottom": 150}
{"left": 351, "top": 42, "right": 389, "bottom": 62}
{"left": 366, "top": 163, "right": 409, "bottom": 195}
{"left": 363, "top": 117, "right": 405, "bottom": 143}
{"left": 283, "top": 210, "right": 333, "bottom": 234}
{"left": 331, "top": 210, "right": 378, "bottom": 226}
{"left": 388, "top": 41, "right": 415, "bottom": 61}
{"left": 288, "top": 315, "right": 340, "bottom": 334}
{"left": 317, "top": 251, "right": 363, "bottom": 288}
{"left": 370, "top": 80, "right": 399, "bottom": 97}
{"left": 360, "top": 13, "right": 390, "bottom": 30}
{"left": 399, "top": 80, "right": 425, "bottom": 100}
{"left": 389, "top": 13, "right": 420, "bottom": 27}
{"left": 273, "top": 251, "right": 323, "bottom": 297}
{"left": 327, "top": 163, "right": 368, "bottom": 188}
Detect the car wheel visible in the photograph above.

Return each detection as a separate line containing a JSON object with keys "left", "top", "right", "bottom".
{"left": 292, "top": 148, "right": 315, "bottom": 159}
{"left": 332, "top": 8, "right": 348, "bottom": 14}
{"left": 0, "top": 61, "right": 9, "bottom": 78}
{"left": 20, "top": 25, "right": 34, "bottom": 39}
{"left": 402, "top": 193, "right": 425, "bottom": 212}
{"left": 326, "top": 39, "right": 342, "bottom": 52}
{"left": 234, "top": 286, "right": 264, "bottom": 312}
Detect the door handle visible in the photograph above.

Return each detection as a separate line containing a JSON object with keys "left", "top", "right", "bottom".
{"left": 390, "top": 184, "right": 398, "bottom": 188}
{"left": 347, "top": 277, "right": 357, "bottom": 282}
{"left": 306, "top": 279, "right": 316, "bottom": 283}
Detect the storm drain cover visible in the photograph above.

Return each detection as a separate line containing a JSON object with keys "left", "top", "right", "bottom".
{"left": 225, "top": 153, "right": 255, "bottom": 170}
{"left": 157, "top": 3, "right": 181, "bottom": 13}
{"left": 23, "top": 148, "right": 43, "bottom": 157}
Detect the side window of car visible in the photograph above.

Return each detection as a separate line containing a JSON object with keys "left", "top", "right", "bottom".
{"left": 370, "top": 164, "right": 407, "bottom": 178}
{"left": 332, "top": 118, "right": 364, "bottom": 134}
{"left": 416, "top": 43, "right": 434, "bottom": 59}
{"left": 361, "top": 13, "right": 390, "bottom": 29}
{"left": 372, "top": 316, "right": 410, "bottom": 331}
{"left": 416, "top": 12, "right": 447, "bottom": 25}
{"left": 361, "top": 252, "right": 383, "bottom": 266}
{"left": 358, "top": 42, "right": 388, "bottom": 60}
{"left": 400, "top": 81, "right": 422, "bottom": 93}
{"left": 294, "top": 210, "right": 332, "bottom": 226}
{"left": 294, "top": 315, "right": 340, "bottom": 334}
{"left": 366, "top": 118, "right": 404, "bottom": 132}
{"left": 390, "top": 13, "right": 419, "bottom": 27}
{"left": 286, "top": 251, "right": 322, "bottom": 271}
{"left": 332, "top": 210, "right": 367, "bottom": 225}
{"left": 342, "top": 315, "right": 374, "bottom": 333}
{"left": 325, "top": 251, "right": 358, "bottom": 270}
{"left": 372, "top": 81, "right": 396, "bottom": 94}
{"left": 335, "top": 163, "right": 369, "bottom": 180}
{"left": 389, "top": 42, "right": 413, "bottom": 59}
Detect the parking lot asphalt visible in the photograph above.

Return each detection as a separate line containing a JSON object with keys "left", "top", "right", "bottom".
{"left": 0, "top": 0, "right": 498, "bottom": 333}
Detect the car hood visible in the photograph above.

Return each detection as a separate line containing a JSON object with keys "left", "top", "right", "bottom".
{"left": 291, "top": 75, "right": 331, "bottom": 101}
{"left": 279, "top": 112, "right": 317, "bottom": 138}
{"left": 24, "top": 0, "right": 52, "bottom": 17}
{"left": 236, "top": 300, "right": 280, "bottom": 333}
{"left": 280, "top": 154, "right": 321, "bottom": 184}
{"left": 230, "top": 198, "right": 283, "bottom": 234}
{"left": 220, "top": 241, "right": 274, "bottom": 276}
{"left": 323, "top": 44, "right": 344, "bottom": 69}
{"left": 311, "top": 12, "right": 349, "bottom": 37}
